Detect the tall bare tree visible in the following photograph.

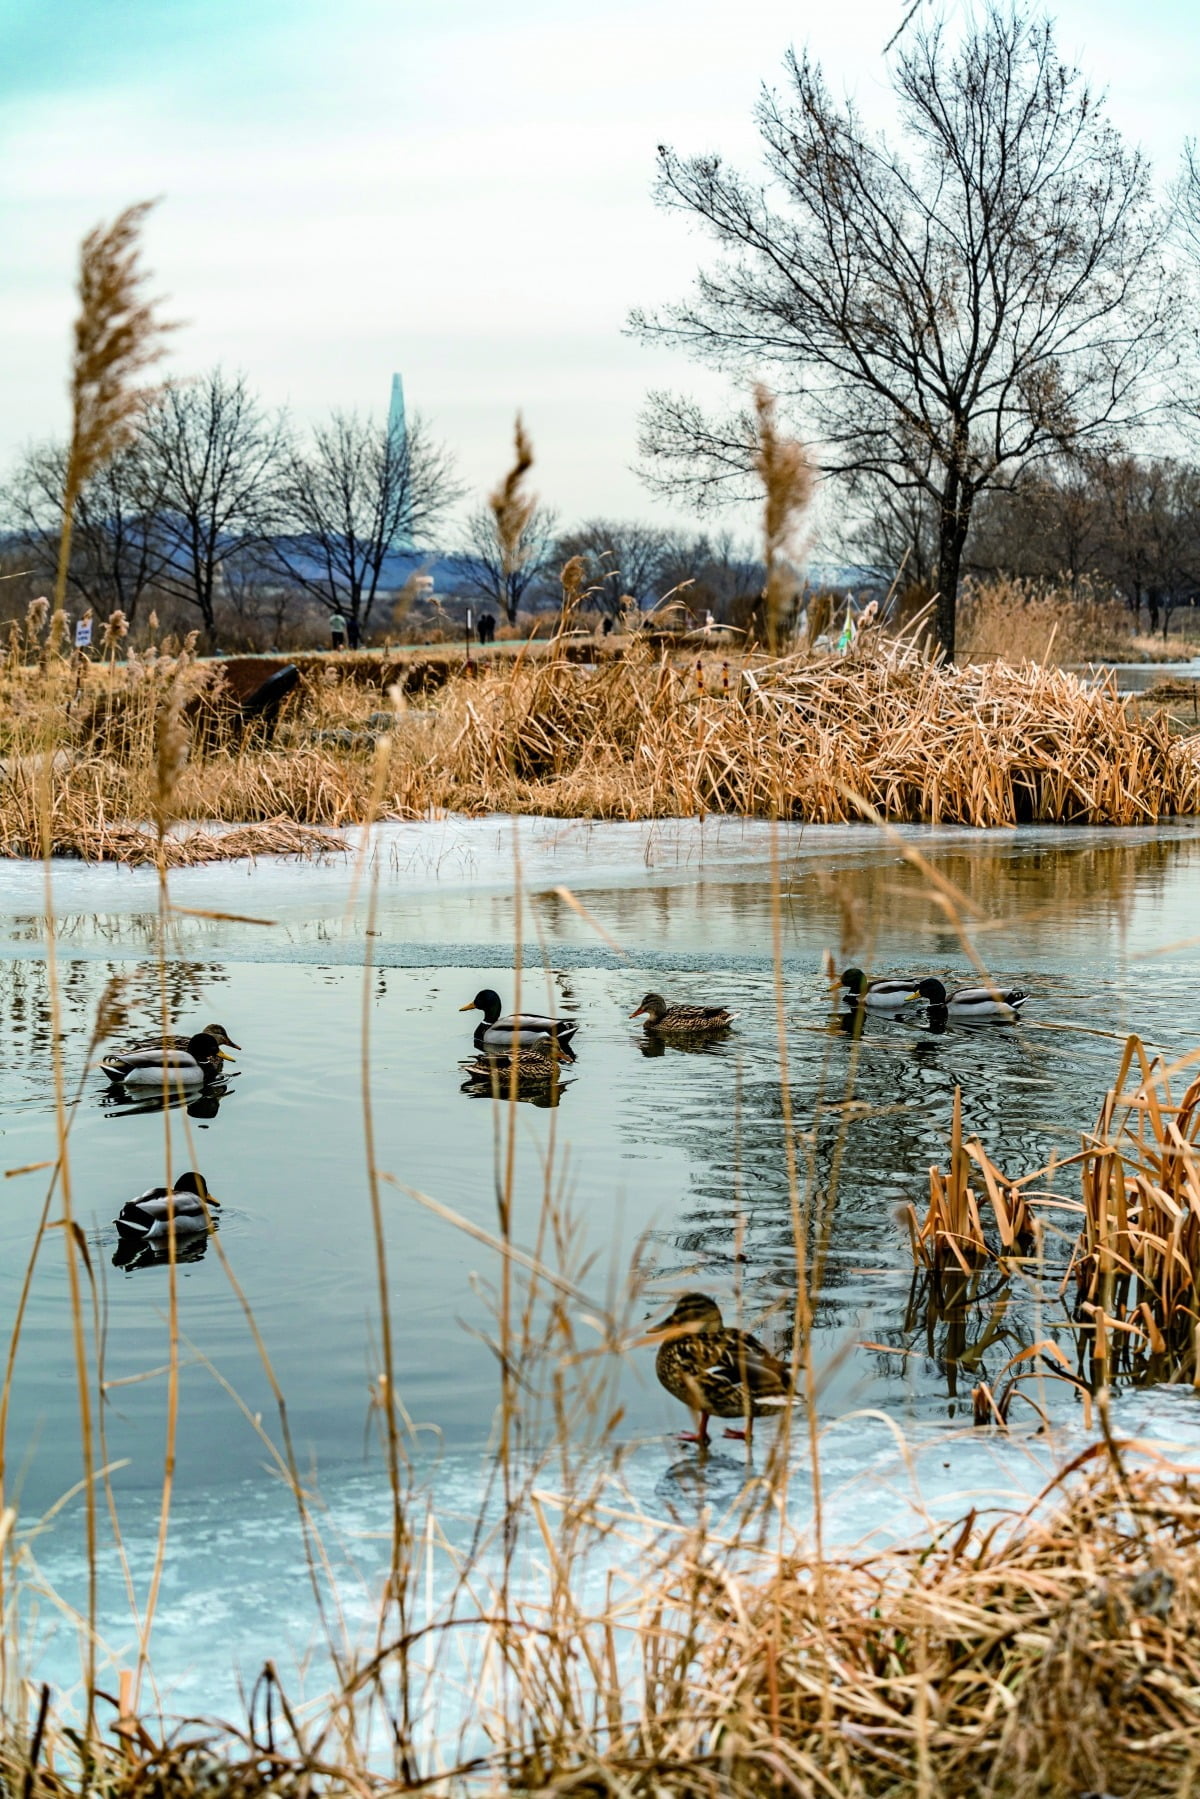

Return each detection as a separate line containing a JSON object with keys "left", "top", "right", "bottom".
{"left": 554, "top": 519, "right": 673, "bottom": 618}
{"left": 271, "top": 411, "right": 458, "bottom": 641}
{"left": 633, "top": 8, "right": 1174, "bottom": 658}
{"left": 451, "top": 503, "right": 559, "bottom": 624}
{"left": 2, "top": 440, "right": 170, "bottom": 623}
{"left": 138, "top": 369, "right": 283, "bottom": 646}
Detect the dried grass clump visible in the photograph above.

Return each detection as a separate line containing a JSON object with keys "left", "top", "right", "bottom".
{"left": 2, "top": 631, "right": 1199, "bottom": 859}
{"left": 905, "top": 1087, "right": 1037, "bottom": 1272}
{"left": 430, "top": 635, "right": 1200, "bottom": 826}
{"left": 594, "top": 1455, "right": 1200, "bottom": 1799}
{"left": 908, "top": 1037, "right": 1200, "bottom": 1388}
{"left": 958, "top": 574, "right": 1136, "bottom": 664}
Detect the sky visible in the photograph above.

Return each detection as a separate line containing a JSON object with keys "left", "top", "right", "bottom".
{"left": 0, "top": 0, "right": 1196, "bottom": 539}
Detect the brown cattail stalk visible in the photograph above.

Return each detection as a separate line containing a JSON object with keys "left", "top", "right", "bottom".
{"left": 54, "top": 201, "right": 175, "bottom": 615}
{"left": 753, "top": 385, "right": 815, "bottom": 652}
{"left": 489, "top": 414, "right": 536, "bottom": 617}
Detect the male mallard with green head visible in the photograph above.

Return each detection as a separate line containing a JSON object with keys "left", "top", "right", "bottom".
{"left": 99, "top": 1031, "right": 236, "bottom": 1089}
{"left": 114, "top": 1171, "right": 218, "bottom": 1242}
{"left": 126, "top": 1022, "right": 241, "bottom": 1055}
{"left": 460, "top": 990, "right": 578, "bottom": 1059}
{"left": 838, "top": 969, "right": 924, "bottom": 1009}
{"left": 650, "top": 1293, "right": 792, "bottom": 1445}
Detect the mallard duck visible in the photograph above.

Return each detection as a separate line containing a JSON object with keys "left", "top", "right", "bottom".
{"left": 917, "top": 978, "right": 1028, "bottom": 1019}
{"left": 99, "top": 1031, "right": 235, "bottom": 1088}
{"left": 649, "top": 1293, "right": 792, "bottom": 1445}
{"left": 463, "top": 1036, "right": 565, "bottom": 1083}
{"left": 114, "top": 1171, "right": 218, "bottom": 1242}
{"left": 459, "top": 990, "right": 578, "bottom": 1060}
{"left": 125, "top": 1022, "right": 240, "bottom": 1054}
{"left": 838, "top": 968, "right": 923, "bottom": 1008}
{"left": 630, "top": 993, "right": 735, "bottom": 1034}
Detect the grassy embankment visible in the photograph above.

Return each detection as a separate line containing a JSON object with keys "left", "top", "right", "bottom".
{"left": 2, "top": 601, "right": 1199, "bottom": 862}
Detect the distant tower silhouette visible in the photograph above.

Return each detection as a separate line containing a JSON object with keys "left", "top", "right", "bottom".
{"left": 388, "top": 373, "right": 407, "bottom": 454}
{"left": 387, "top": 372, "right": 412, "bottom": 551}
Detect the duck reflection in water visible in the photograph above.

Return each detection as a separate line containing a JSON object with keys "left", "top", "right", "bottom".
{"left": 655, "top": 1451, "right": 749, "bottom": 1518}
{"left": 100, "top": 1079, "right": 236, "bottom": 1120}
{"left": 113, "top": 1230, "right": 212, "bottom": 1272}
{"left": 459, "top": 1058, "right": 573, "bottom": 1109}
{"left": 638, "top": 1032, "right": 734, "bottom": 1059}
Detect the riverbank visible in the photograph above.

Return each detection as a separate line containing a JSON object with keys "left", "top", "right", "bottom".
{"left": 3, "top": 634, "right": 1200, "bottom": 862}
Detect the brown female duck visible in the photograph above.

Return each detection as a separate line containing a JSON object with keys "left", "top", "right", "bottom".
{"left": 630, "top": 993, "right": 734, "bottom": 1035}
{"left": 650, "top": 1293, "right": 792, "bottom": 1445}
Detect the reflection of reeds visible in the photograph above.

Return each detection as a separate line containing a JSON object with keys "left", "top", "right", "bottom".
{"left": 1071, "top": 1040, "right": 1200, "bottom": 1385}
{"left": 905, "top": 1087, "right": 1037, "bottom": 1272}
{"left": 906, "top": 1037, "right": 1200, "bottom": 1390}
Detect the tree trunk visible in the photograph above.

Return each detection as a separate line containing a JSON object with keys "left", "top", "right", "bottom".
{"left": 934, "top": 464, "right": 971, "bottom": 664}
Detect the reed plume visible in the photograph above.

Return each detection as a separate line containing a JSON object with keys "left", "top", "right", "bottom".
{"left": 489, "top": 413, "right": 537, "bottom": 605}
{"left": 752, "top": 384, "right": 815, "bottom": 651}
{"left": 54, "top": 201, "right": 175, "bottom": 613}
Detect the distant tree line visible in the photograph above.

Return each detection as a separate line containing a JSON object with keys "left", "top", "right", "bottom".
{"left": 0, "top": 376, "right": 767, "bottom": 648}
{"left": 0, "top": 369, "right": 462, "bottom": 650}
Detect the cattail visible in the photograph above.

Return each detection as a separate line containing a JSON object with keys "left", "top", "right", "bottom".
{"left": 153, "top": 672, "right": 189, "bottom": 836}
{"left": 54, "top": 201, "right": 175, "bottom": 613}
{"left": 753, "top": 384, "right": 815, "bottom": 652}
{"left": 26, "top": 595, "right": 50, "bottom": 637}
{"left": 147, "top": 609, "right": 159, "bottom": 637}
{"left": 489, "top": 415, "right": 537, "bottom": 592}
{"left": 101, "top": 609, "right": 129, "bottom": 652}
{"left": 47, "top": 609, "right": 69, "bottom": 659}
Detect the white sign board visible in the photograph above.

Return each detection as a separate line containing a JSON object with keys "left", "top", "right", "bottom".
{"left": 74, "top": 618, "right": 92, "bottom": 648}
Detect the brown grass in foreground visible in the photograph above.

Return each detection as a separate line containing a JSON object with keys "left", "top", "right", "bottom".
{"left": 5, "top": 1453, "right": 1200, "bottom": 1799}
{"left": 1, "top": 623, "right": 1199, "bottom": 860}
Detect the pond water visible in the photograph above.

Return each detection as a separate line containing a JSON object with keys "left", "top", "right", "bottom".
{"left": 3, "top": 816, "right": 1200, "bottom": 1720}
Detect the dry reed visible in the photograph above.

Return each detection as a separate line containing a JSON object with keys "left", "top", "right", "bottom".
{"left": 54, "top": 201, "right": 174, "bottom": 613}
{"left": 2, "top": 633, "right": 1199, "bottom": 859}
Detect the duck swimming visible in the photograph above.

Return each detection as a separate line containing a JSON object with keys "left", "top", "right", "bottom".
{"left": 838, "top": 969, "right": 924, "bottom": 1008}
{"left": 459, "top": 990, "right": 578, "bottom": 1059}
{"left": 114, "top": 1171, "right": 218, "bottom": 1242}
{"left": 630, "top": 993, "right": 735, "bottom": 1035}
{"left": 99, "top": 1031, "right": 235, "bottom": 1088}
{"left": 125, "top": 1022, "right": 241, "bottom": 1054}
{"left": 463, "top": 1035, "right": 566, "bottom": 1083}
{"left": 649, "top": 1293, "right": 792, "bottom": 1446}
{"left": 917, "top": 978, "right": 1028, "bottom": 1019}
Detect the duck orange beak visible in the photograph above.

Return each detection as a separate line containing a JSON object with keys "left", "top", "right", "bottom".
{"left": 218, "top": 1050, "right": 237, "bottom": 1062}
{"left": 459, "top": 1001, "right": 478, "bottom": 1012}
{"left": 629, "top": 1004, "right": 646, "bottom": 1019}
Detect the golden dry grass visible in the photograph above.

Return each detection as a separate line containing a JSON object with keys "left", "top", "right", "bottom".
{"left": 2, "top": 624, "right": 1199, "bottom": 860}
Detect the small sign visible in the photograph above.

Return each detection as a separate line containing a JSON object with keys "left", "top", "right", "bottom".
{"left": 74, "top": 617, "right": 92, "bottom": 648}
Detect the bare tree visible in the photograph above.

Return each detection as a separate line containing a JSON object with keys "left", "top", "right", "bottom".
{"left": 655, "top": 529, "right": 763, "bottom": 623}
{"left": 554, "top": 519, "right": 673, "bottom": 618}
{"left": 1, "top": 440, "right": 170, "bottom": 623}
{"left": 451, "top": 503, "right": 558, "bottom": 624}
{"left": 271, "top": 411, "right": 459, "bottom": 642}
{"left": 138, "top": 369, "right": 284, "bottom": 646}
{"left": 633, "top": 8, "right": 1174, "bottom": 658}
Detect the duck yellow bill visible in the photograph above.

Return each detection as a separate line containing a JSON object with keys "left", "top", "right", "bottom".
{"left": 459, "top": 1001, "right": 478, "bottom": 1012}
{"left": 218, "top": 1049, "right": 237, "bottom": 1061}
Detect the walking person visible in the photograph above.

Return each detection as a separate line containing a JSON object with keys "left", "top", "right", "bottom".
{"left": 330, "top": 612, "right": 347, "bottom": 651}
